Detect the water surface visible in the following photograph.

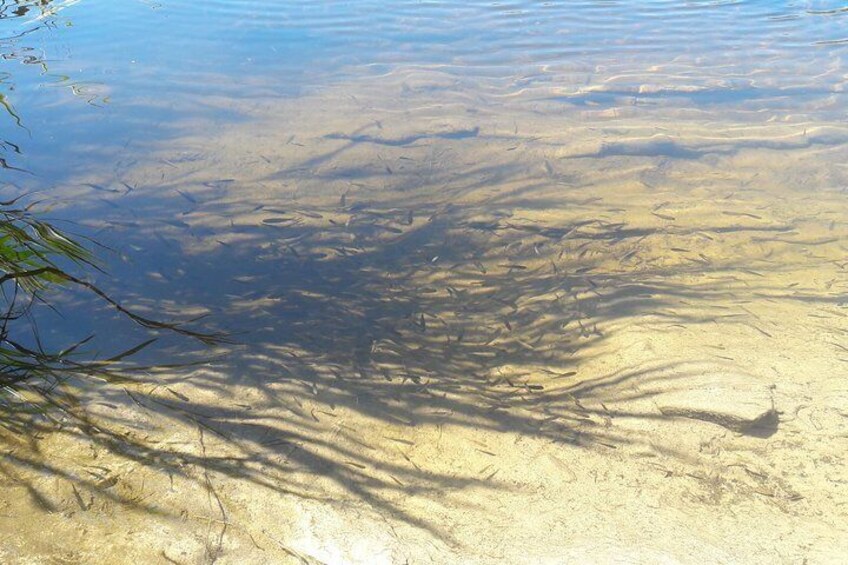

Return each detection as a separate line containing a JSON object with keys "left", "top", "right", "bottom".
{"left": 2, "top": 1, "right": 848, "bottom": 562}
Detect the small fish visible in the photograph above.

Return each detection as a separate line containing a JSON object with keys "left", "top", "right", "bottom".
{"left": 741, "top": 269, "right": 766, "bottom": 278}
{"left": 398, "top": 450, "right": 421, "bottom": 471}
{"left": 85, "top": 182, "right": 121, "bottom": 193}
{"left": 384, "top": 436, "right": 415, "bottom": 446}
{"left": 202, "top": 179, "right": 235, "bottom": 188}
{"left": 711, "top": 354, "right": 735, "bottom": 361}
{"left": 175, "top": 189, "right": 197, "bottom": 204}
{"left": 621, "top": 249, "right": 638, "bottom": 261}
{"left": 71, "top": 484, "right": 89, "bottom": 510}
{"left": 166, "top": 387, "right": 190, "bottom": 401}
{"left": 748, "top": 324, "right": 773, "bottom": 338}
{"left": 723, "top": 211, "right": 762, "bottom": 220}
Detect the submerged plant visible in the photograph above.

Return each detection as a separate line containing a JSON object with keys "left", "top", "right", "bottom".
{"left": 0, "top": 196, "right": 221, "bottom": 432}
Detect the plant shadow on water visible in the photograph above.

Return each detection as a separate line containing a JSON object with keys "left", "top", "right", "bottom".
{"left": 0, "top": 0, "right": 845, "bottom": 560}
{"left": 2, "top": 147, "right": 808, "bottom": 552}
{"left": 0, "top": 130, "right": 815, "bottom": 549}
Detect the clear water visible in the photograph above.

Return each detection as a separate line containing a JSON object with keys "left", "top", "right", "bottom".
{"left": 3, "top": 0, "right": 848, "bottom": 416}
{"left": 3, "top": 0, "right": 847, "bottom": 182}
{"left": 3, "top": 1, "right": 848, "bottom": 383}
{"left": 2, "top": 2, "right": 848, "bottom": 557}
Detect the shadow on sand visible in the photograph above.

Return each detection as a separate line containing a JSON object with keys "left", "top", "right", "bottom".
{"left": 0, "top": 133, "right": 811, "bottom": 553}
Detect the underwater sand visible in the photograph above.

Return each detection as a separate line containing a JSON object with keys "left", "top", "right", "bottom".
{"left": 2, "top": 63, "right": 848, "bottom": 563}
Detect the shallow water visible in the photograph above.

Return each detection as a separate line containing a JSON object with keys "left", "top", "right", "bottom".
{"left": 2, "top": 1, "right": 848, "bottom": 562}
{"left": 3, "top": 0, "right": 848, "bottom": 182}
{"left": 2, "top": 0, "right": 846, "bottom": 315}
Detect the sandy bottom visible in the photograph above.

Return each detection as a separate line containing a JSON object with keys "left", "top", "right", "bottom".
{"left": 2, "top": 69, "right": 848, "bottom": 563}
